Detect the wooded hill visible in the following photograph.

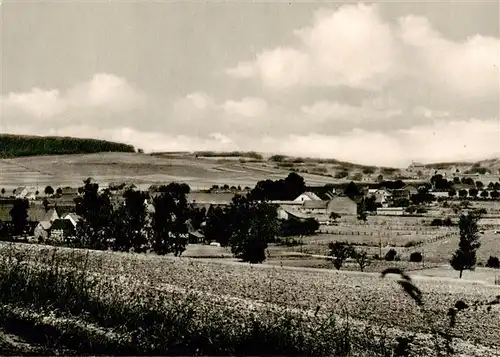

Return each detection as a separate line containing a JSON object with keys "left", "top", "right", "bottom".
{"left": 0, "top": 134, "right": 135, "bottom": 158}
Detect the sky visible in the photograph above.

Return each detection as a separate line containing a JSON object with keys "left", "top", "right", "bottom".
{"left": 1, "top": 0, "right": 500, "bottom": 167}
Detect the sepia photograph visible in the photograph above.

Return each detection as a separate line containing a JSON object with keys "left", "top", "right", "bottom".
{"left": 0, "top": 0, "right": 499, "bottom": 355}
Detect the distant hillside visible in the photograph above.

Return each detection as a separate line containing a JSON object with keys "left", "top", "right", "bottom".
{"left": 423, "top": 158, "right": 500, "bottom": 175}
{"left": 0, "top": 134, "right": 136, "bottom": 158}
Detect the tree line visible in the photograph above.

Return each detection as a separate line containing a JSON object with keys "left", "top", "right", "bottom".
{"left": 0, "top": 134, "right": 135, "bottom": 158}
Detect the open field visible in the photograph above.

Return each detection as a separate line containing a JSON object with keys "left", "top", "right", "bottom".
{"left": 0, "top": 242, "right": 498, "bottom": 356}
{"left": 0, "top": 152, "right": 339, "bottom": 192}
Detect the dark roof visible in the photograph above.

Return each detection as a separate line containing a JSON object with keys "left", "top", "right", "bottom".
{"left": 303, "top": 200, "right": 329, "bottom": 209}
{"left": 51, "top": 219, "right": 76, "bottom": 231}
{"left": 187, "top": 192, "right": 235, "bottom": 205}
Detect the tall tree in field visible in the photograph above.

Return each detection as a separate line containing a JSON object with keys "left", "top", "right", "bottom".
{"left": 229, "top": 195, "right": 278, "bottom": 263}
{"left": 450, "top": 211, "right": 482, "bottom": 278}
{"left": 352, "top": 249, "right": 371, "bottom": 272}
{"left": 150, "top": 183, "right": 191, "bottom": 256}
{"left": 44, "top": 185, "right": 54, "bottom": 196}
{"left": 113, "top": 188, "right": 149, "bottom": 252}
{"left": 329, "top": 241, "right": 354, "bottom": 270}
{"left": 10, "top": 199, "right": 29, "bottom": 236}
{"left": 75, "top": 178, "right": 114, "bottom": 249}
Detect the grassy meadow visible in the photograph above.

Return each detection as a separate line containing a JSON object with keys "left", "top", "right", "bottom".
{"left": 0, "top": 152, "right": 337, "bottom": 192}
{"left": 0, "top": 242, "right": 499, "bottom": 356}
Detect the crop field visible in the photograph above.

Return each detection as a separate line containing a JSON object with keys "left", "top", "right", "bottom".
{"left": 0, "top": 153, "right": 336, "bottom": 191}
{"left": 0, "top": 242, "right": 498, "bottom": 356}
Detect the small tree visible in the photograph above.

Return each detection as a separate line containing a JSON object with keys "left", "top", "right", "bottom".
{"left": 385, "top": 248, "right": 397, "bottom": 261}
{"left": 328, "top": 241, "right": 353, "bottom": 270}
{"left": 448, "top": 189, "right": 456, "bottom": 198}
{"left": 480, "top": 190, "right": 489, "bottom": 199}
{"left": 1, "top": 188, "right": 5, "bottom": 195}
{"left": 329, "top": 212, "right": 341, "bottom": 222}
{"left": 352, "top": 249, "right": 371, "bottom": 272}
{"left": 486, "top": 256, "right": 500, "bottom": 269}
{"left": 469, "top": 188, "right": 478, "bottom": 198}
{"left": 450, "top": 211, "right": 482, "bottom": 278}
{"left": 10, "top": 199, "right": 29, "bottom": 236}
{"left": 44, "top": 185, "right": 54, "bottom": 196}
{"left": 410, "top": 252, "right": 423, "bottom": 262}
{"left": 56, "top": 187, "right": 63, "bottom": 195}
{"left": 458, "top": 189, "right": 468, "bottom": 198}
{"left": 42, "top": 198, "right": 50, "bottom": 212}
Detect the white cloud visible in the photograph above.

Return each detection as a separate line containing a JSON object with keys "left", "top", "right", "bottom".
{"left": 221, "top": 97, "right": 268, "bottom": 117}
{"left": 2, "top": 88, "right": 66, "bottom": 119}
{"left": 226, "top": 3, "right": 500, "bottom": 100}
{"left": 301, "top": 96, "right": 403, "bottom": 122}
{"left": 1, "top": 73, "right": 145, "bottom": 120}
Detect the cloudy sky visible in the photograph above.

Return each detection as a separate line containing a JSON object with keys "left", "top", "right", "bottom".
{"left": 1, "top": 1, "right": 499, "bottom": 167}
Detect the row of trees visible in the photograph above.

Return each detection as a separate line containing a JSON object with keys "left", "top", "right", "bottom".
{"left": 327, "top": 209, "right": 485, "bottom": 279}
{"left": 448, "top": 188, "right": 500, "bottom": 199}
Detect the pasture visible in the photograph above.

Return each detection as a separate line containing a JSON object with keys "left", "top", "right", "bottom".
{"left": 0, "top": 152, "right": 336, "bottom": 192}
{"left": 0, "top": 242, "right": 498, "bottom": 356}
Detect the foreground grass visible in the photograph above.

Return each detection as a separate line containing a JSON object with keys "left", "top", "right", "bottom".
{"left": 0, "top": 242, "right": 498, "bottom": 356}
{"left": 0, "top": 243, "right": 396, "bottom": 356}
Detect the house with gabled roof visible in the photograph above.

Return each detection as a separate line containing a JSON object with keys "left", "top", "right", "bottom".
{"left": 294, "top": 191, "right": 322, "bottom": 202}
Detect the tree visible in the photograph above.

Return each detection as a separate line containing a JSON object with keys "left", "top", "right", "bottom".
{"left": 480, "top": 190, "right": 489, "bottom": 199}
{"left": 229, "top": 196, "right": 278, "bottom": 263}
{"left": 56, "top": 187, "right": 63, "bottom": 195}
{"left": 453, "top": 177, "right": 461, "bottom": 184}
{"left": 344, "top": 181, "right": 361, "bottom": 198}
{"left": 377, "top": 174, "right": 384, "bottom": 182}
{"left": 335, "top": 171, "right": 349, "bottom": 179}
{"left": 329, "top": 212, "right": 341, "bottom": 222}
{"left": 486, "top": 256, "right": 500, "bottom": 269}
{"left": 0, "top": 188, "right": 4, "bottom": 195}
{"left": 204, "top": 206, "right": 233, "bottom": 246}
{"left": 44, "top": 186, "right": 54, "bottom": 195}
{"left": 448, "top": 189, "right": 456, "bottom": 198}
{"left": 113, "top": 189, "right": 149, "bottom": 252}
{"left": 357, "top": 211, "right": 367, "bottom": 222}
{"left": 476, "top": 181, "right": 484, "bottom": 189}
{"left": 10, "top": 199, "right": 29, "bottom": 236}
{"left": 491, "top": 190, "right": 499, "bottom": 199}
{"left": 468, "top": 188, "right": 478, "bottom": 198}
{"left": 458, "top": 189, "right": 468, "bottom": 198}
{"left": 328, "top": 241, "right": 353, "bottom": 270}
{"left": 74, "top": 178, "right": 114, "bottom": 249}
{"left": 385, "top": 248, "right": 397, "bottom": 261}
{"left": 410, "top": 252, "right": 423, "bottom": 262}
{"left": 42, "top": 198, "right": 50, "bottom": 212}
{"left": 352, "top": 172, "right": 363, "bottom": 181}
{"left": 450, "top": 211, "right": 482, "bottom": 278}
{"left": 150, "top": 183, "right": 191, "bottom": 256}
{"left": 352, "top": 249, "right": 371, "bottom": 272}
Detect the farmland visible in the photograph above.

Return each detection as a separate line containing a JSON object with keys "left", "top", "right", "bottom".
{"left": 0, "top": 152, "right": 339, "bottom": 192}
{"left": 0, "top": 242, "right": 498, "bottom": 356}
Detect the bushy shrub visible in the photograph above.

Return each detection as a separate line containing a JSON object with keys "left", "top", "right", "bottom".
{"left": 410, "top": 252, "right": 423, "bottom": 263}
{"left": 486, "top": 256, "right": 500, "bottom": 268}
{"left": 385, "top": 249, "right": 397, "bottom": 261}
